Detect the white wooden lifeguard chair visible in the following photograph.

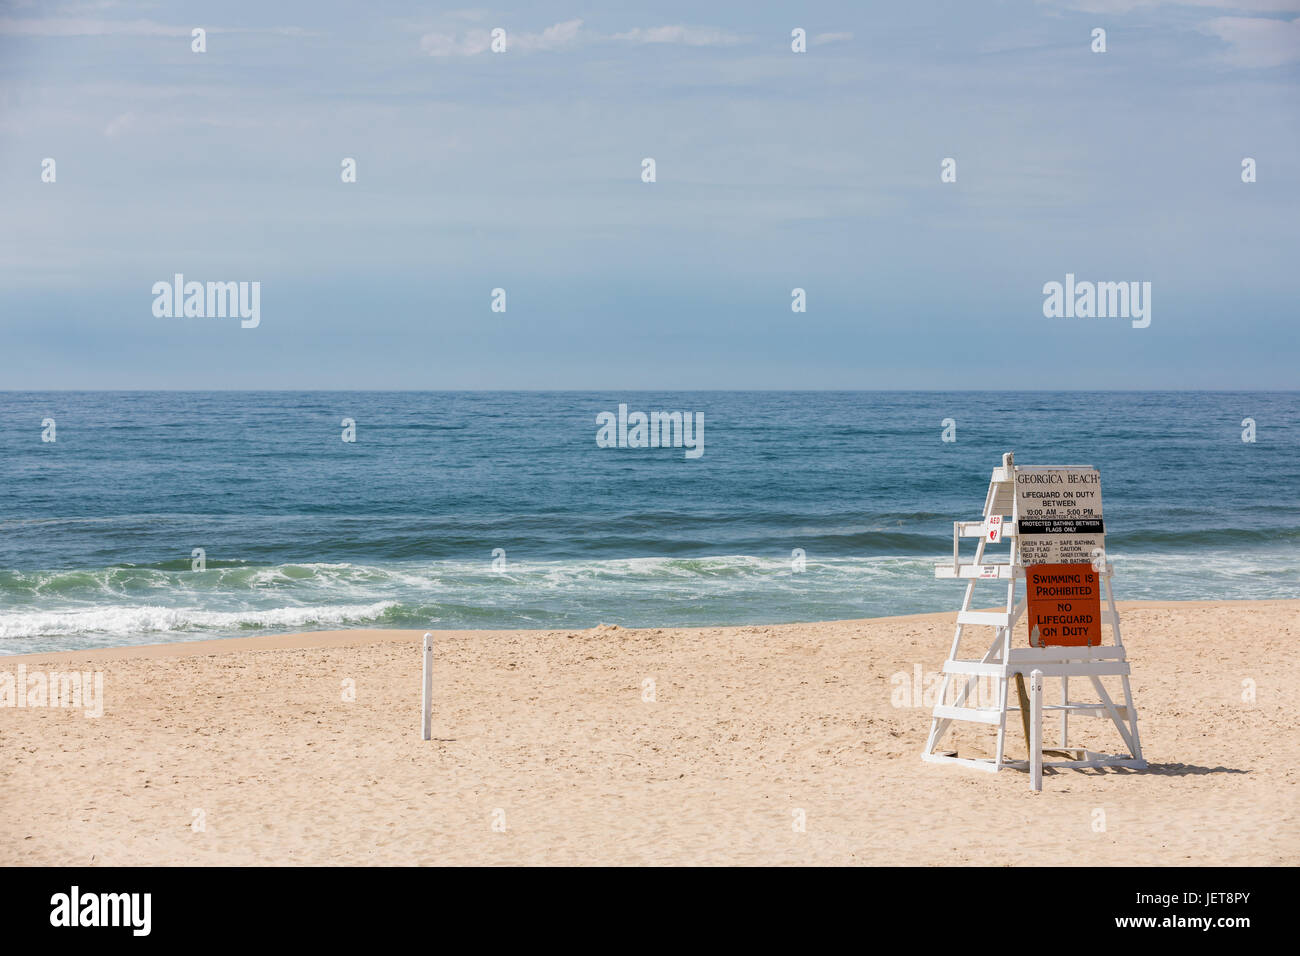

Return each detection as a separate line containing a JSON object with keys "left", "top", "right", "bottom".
{"left": 921, "top": 452, "right": 1146, "bottom": 780}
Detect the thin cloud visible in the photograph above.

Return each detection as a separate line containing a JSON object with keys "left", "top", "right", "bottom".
{"left": 420, "top": 29, "right": 491, "bottom": 56}
{"left": 611, "top": 25, "right": 749, "bottom": 46}
{"left": 1037, "top": 1, "right": 1300, "bottom": 68}
{"left": 514, "top": 18, "right": 583, "bottom": 51}
{"left": 103, "top": 110, "right": 136, "bottom": 138}
{"left": 0, "top": 17, "right": 185, "bottom": 36}
{"left": 0, "top": 17, "right": 312, "bottom": 37}
{"left": 812, "top": 32, "right": 854, "bottom": 46}
{"left": 1200, "top": 14, "right": 1300, "bottom": 65}
{"left": 1045, "top": 1, "right": 1300, "bottom": 11}
{"left": 420, "top": 19, "right": 748, "bottom": 55}
{"left": 421, "top": 18, "right": 582, "bottom": 56}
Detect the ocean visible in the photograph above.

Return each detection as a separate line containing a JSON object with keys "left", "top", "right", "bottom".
{"left": 1, "top": 391, "right": 1296, "bottom": 653}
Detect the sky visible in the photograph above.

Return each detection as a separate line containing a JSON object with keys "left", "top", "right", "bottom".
{"left": 0, "top": 0, "right": 1297, "bottom": 389}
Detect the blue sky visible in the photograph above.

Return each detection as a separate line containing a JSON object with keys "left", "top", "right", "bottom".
{"left": 1, "top": 0, "right": 1297, "bottom": 388}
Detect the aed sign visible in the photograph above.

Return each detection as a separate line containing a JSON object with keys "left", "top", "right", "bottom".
{"left": 1026, "top": 563, "right": 1102, "bottom": 647}
{"left": 986, "top": 515, "right": 1003, "bottom": 543}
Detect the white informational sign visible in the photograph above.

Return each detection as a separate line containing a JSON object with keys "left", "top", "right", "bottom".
{"left": 986, "top": 515, "right": 1003, "bottom": 543}
{"left": 1014, "top": 467, "right": 1104, "bottom": 565}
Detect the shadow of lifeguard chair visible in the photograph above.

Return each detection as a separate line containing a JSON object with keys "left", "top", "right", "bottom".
{"left": 921, "top": 452, "right": 1146, "bottom": 786}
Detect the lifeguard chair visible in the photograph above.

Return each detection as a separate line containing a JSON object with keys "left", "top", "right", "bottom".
{"left": 921, "top": 452, "right": 1146, "bottom": 778}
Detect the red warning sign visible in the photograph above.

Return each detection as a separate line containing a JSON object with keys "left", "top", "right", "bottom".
{"left": 1025, "top": 564, "right": 1102, "bottom": 647}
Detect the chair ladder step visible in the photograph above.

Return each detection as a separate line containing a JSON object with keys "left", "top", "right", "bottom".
{"left": 932, "top": 704, "right": 1003, "bottom": 725}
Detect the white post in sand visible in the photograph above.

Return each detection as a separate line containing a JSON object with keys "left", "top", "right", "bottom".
{"left": 421, "top": 633, "right": 433, "bottom": 741}
{"left": 1029, "top": 668, "right": 1043, "bottom": 792}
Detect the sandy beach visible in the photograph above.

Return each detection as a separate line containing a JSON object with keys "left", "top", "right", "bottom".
{"left": 2, "top": 599, "right": 1296, "bottom": 866}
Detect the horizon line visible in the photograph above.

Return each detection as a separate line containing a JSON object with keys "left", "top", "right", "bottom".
{"left": 2, "top": 388, "right": 1297, "bottom": 394}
